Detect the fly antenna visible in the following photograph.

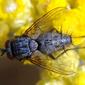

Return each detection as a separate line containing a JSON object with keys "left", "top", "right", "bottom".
{"left": 0, "top": 48, "right": 6, "bottom": 56}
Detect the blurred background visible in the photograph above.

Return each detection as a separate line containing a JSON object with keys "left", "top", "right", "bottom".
{"left": 0, "top": 55, "right": 40, "bottom": 85}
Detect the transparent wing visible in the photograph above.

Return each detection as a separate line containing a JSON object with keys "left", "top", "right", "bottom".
{"left": 28, "top": 51, "right": 75, "bottom": 75}
{"left": 23, "top": 7, "right": 68, "bottom": 39}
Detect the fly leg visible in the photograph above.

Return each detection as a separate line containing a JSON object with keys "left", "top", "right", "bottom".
{"left": 50, "top": 46, "right": 85, "bottom": 60}
{"left": 49, "top": 48, "right": 72, "bottom": 60}
{"left": 49, "top": 50, "right": 66, "bottom": 60}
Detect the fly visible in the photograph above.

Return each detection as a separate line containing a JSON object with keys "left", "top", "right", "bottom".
{"left": 0, "top": 7, "right": 84, "bottom": 75}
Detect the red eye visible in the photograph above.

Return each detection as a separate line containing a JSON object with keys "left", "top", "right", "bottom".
{"left": 5, "top": 40, "right": 14, "bottom": 59}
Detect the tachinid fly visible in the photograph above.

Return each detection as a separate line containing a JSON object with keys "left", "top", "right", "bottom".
{"left": 5, "top": 31, "right": 71, "bottom": 60}
{"left": 0, "top": 7, "right": 85, "bottom": 75}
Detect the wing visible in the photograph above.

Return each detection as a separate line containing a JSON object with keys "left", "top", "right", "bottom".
{"left": 23, "top": 7, "right": 68, "bottom": 39}
{"left": 28, "top": 51, "right": 75, "bottom": 75}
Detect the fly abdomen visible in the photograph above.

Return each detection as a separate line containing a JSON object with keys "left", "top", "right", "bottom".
{"left": 37, "top": 32, "right": 72, "bottom": 54}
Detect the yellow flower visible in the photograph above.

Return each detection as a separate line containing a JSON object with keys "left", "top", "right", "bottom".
{"left": 37, "top": 79, "right": 64, "bottom": 85}
{"left": 67, "top": 0, "right": 85, "bottom": 9}
{"left": 0, "top": 20, "right": 9, "bottom": 47}
{"left": 0, "top": 0, "right": 32, "bottom": 31}
{"left": 47, "top": 0, "right": 68, "bottom": 11}
{"left": 31, "top": 0, "right": 49, "bottom": 20}
{"left": 73, "top": 65, "right": 85, "bottom": 85}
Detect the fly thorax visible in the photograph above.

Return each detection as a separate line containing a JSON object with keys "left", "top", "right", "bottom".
{"left": 5, "top": 36, "right": 38, "bottom": 60}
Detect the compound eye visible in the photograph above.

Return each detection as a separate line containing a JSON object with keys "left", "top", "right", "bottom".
{"left": 5, "top": 40, "right": 14, "bottom": 59}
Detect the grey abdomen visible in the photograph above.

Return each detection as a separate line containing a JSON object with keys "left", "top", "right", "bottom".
{"left": 37, "top": 32, "right": 71, "bottom": 54}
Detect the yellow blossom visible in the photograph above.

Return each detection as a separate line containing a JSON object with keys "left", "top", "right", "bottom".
{"left": 31, "top": 0, "right": 49, "bottom": 20}
{"left": 73, "top": 64, "right": 85, "bottom": 85}
{"left": 0, "top": 20, "right": 9, "bottom": 47}
{"left": 38, "top": 50, "right": 79, "bottom": 80}
{"left": 0, "top": 0, "right": 32, "bottom": 31}
{"left": 37, "top": 79, "right": 64, "bottom": 85}
{"left": 67, "top": 0, "right": 85, "bottom": 9}
{"left": 47, "top": 0, "right": 68, "bottom": 11}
